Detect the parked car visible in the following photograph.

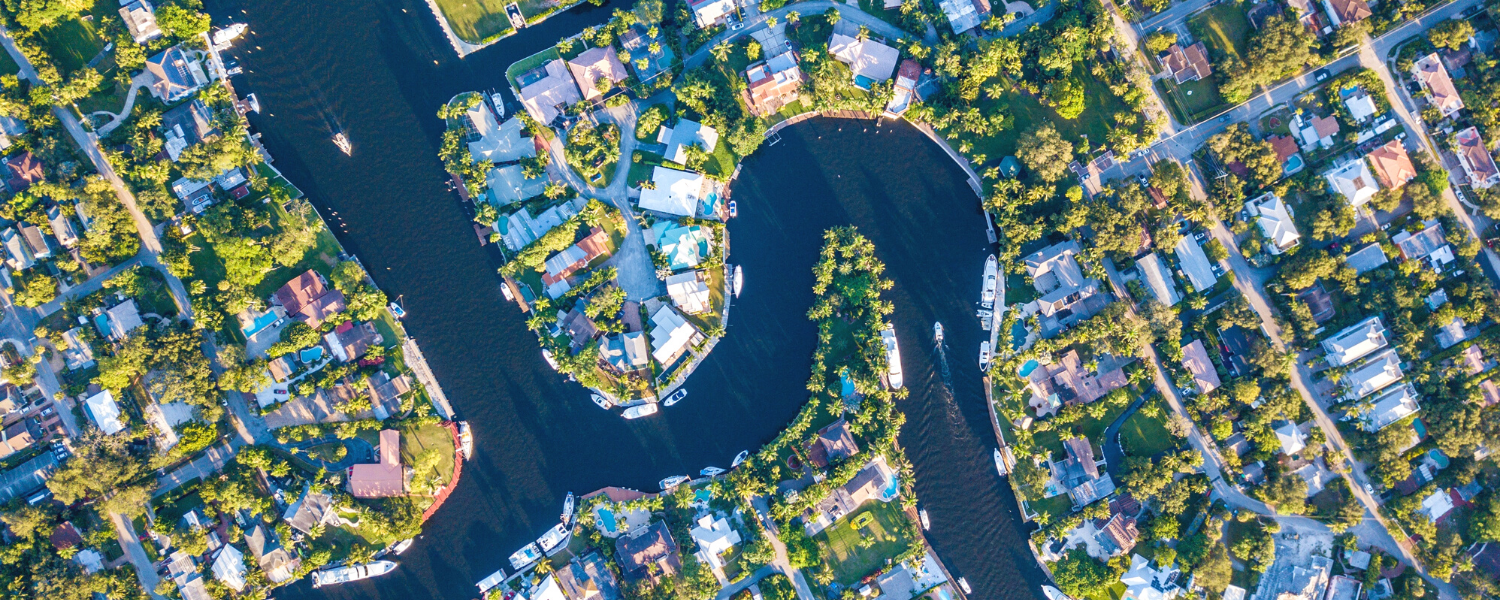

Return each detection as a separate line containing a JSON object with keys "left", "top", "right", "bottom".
{"left": 1314, "top": 68, "right": 1330, "bottom": 81}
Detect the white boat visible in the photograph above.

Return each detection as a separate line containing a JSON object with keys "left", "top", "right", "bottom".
{"left": 388, "top": 301, "right": 407, "bottom": 319}
{"left": 561, "top": 492, "right": 575, "bottom": 524}
{"left": 979, "top": 341, "right": 991, "bottom": 369}
{"left": 457, "top": 422, "right": 473, "bottom": 460}
{"left": 508, "top": 543, "right": 542, "bottom": 570}
{"left": 211, "top": 23, "right": 247, "bottom": 47}
{"left": 537, "top": 523, "right": 570, "bottom": 554}
{"left": 243, "top": 93, "right": 260, "bottom": 114}
{"left": 388, "top": 538, "right": 414, "bottom": 556}
{"left": 333, "top": 132, "right": 352, "bottom": 155}
{"left": 500, "top": 283, "right": 514, "bottom": 301}
{"left": 934, "top": 322, "right": 943, "bottom": 344}
{"left": 731, "top": 450, "right": 749, "bottom": 467}
{"left": 622, "top": 404, "right": 658, "bottom": 419}
{"left": 541, "top": 349, "right": 559, "bottom": 371}
{"left": 662, "top": 389, "right": 687, "bottom": 407}
{"left": 728, "top": 200, "right": 737, "bottom": 218}
{"left": 476, "top": 569, "right": 507, "bottom": 593}
{"left": 958, "top": 578, "right": 972, "bottom": 594}
{"left": 590, "top": 393, "right": 611, "bottom": 409}
{"left": 489, "top": 92, "right": 506, "bottom": 118}
{"left": 980, "top": 254, "right": 998, "bottom": 309}
{"left": 700, "top": 466, "right": 725, "bottom": 477}
{"left": 881, "top": 326, "right": 904, "bottom": 389}
{"left": 732, "top": 265, "right": 743, "bottom": 297}
{"left": 312, "top": 561, "right": 397, "bottom": 587}
{"left": 994, "top": 448, "right": 1009, "bottom": 476}
{"left": 660, "top": 475, "right": 690, "bottom": 490}
{"left": 919, "top": 509, "right": 930, "bottom": 530}
{"left": 1043, "top": 586, "right": 1072, "bottom": 600}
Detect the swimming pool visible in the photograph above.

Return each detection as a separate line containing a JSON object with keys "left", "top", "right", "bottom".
{"left": 596, "top": 507, "right": 618, "bottom": 533}
{"left": 1018, "top": 359, "right": 1039, "bottom": 378}
{"left": 839, "top": 367, "right": 856, "bottom": 398}
{"left": 1010, "top": 321, "right": 1028, "bottom": 349}
{"left": 300, "top": 347, "right": 324, "bottom": 363}
{"left": 241, "top": 311, "right": 279, "bottom": 338}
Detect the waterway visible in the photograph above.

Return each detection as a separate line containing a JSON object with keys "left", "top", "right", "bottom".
{"left": 205, "top": 0, "right": 1048, "bottom": 598}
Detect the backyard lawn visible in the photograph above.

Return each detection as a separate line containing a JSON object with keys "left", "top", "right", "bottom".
{"left": 812, "top": 499, "right": 916, "bottom": 585}
{"left": 434, "top": 0, "right": 515, "bottom": 44}
{"left": 36, "top": 17, "right": 105, "bottom": 74}
{"left": 948, "top": 65, "right": 1132, "bottom": 169}
{"left": 1188, "top": 2, "right": 1252, "bottom": 64}
{"left": 1119, "top": 399, "right": 1178, "bottom": 457}
{"left": 1028, "top": 493, "right": 1075, "bottom": 523}
{"left": 1158, "top": 76, "right": 1226, "bottom": 123}
{"left": 1029, "top": 399, "right": 1129, "bottom": 460}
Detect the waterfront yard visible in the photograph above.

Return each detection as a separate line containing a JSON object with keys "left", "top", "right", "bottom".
{"left": 1187, "top": 3, "right": 1252, "bottom": 64}
{"left": 943, "top": 66, "right": 1131, "bottom": 170}
{"left": 812, "top": 499, "right": 916, "bottom": 585}
{"left": 434, "top": 0, "right": 516, "bottom": 44}
{"left": 1029, "top": 395, "right": 1129, "bottom": 460}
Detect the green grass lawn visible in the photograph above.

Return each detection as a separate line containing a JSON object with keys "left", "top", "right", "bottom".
{"left": 812, "top": 500, "right": 916, "bottom": 585}
{"left": 704, "top": 139, "right": 737, "bottom": 180}
{"left": 434, "top": 0, "right": 516, "bottom": 44}
{"left": 249, "top": 226, "right": 342, "bottom": 299}
{"left": 1120, "top": 399, "right": 1178, "bottom": 457}
{"left": 153, "top": 488, "right": 204, "bottom": 527}
{"left": 947, "top": 66, "right": 1131, "bottom": 170}
{"left": 76, "top": 78, "right": 128, "bottom": 116}
{"left": 0, "top": 50, "right": 20, "bottom": 77}
{"left": 401, "top": 421, "right": 457, "bottom": 490}
{"left": 628, "top": 151, "right": 665, "bottom": 187}
{"left": 134, "top": 267, "right": 179, "bottom": 317}
{"left": 1259, "top": 107, "right": 1294, "bottom": 136}
{"left": 305, "top": 441, "right": 345, "bottom": 462}
{"left": 36, "top": 17, "right": 104, "bottom": 75}
{"left": 1188, "top": 2, "right": 1252, "bottom": 64}
{"left": 185, "top": 233, "right": 228, "bottom": 292}
{"left": 1030, "top": 400, "right": 1129, "bottom": 459}
{"left": 1028, "top": 493, "right": 1075, "bottom": 522}
{"left": 507, "top": 48, "right": 562, "bottom": 90}
{"left": 1160, "top": 76, "right": 1227, "bottom": 122}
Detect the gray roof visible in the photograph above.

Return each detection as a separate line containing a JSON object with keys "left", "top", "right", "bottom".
{"left": 1344, "top": 244, "right": 1389, "bottom": 274}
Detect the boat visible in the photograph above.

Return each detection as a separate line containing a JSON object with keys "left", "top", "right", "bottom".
{"left": 700, "top": 466, "right": 725, "bottom": 477}
{"left": 476, "top": 569, "right": 507, "bottom": 593}
{"left": 590, "top": 393, "right": 612, "bottom": 409}
{"left": 958, "top": 578, "right": 972, "bottom": 594}
{"left": 211, "top": 23, "right": 248, "bottom": 47}
{"left": 243, "top": 93, "right": 261, "bottom": 114}
{"left": 622, "top": 403, "right": 658, "bottom": 419}
{"left": 980, "top": 254, "right": 998, "bottom": 309}
{"left": 489, "top": 92, "right": 507, "bottom": 118}
{"left": 728, "top": 200, "right": 737, "bottom": 218}
{"left": 457, "top": 422, "right": 473, "bottom": 460}
{"left": 994, "top": 448, "right": 1009, "bottom": 476}
{"left": 389, "top": 538, "right": 414, "bottom": 556}
{"left": 934, "top": 322, "right": 943, "bottom": 344}
{"left": 561, "top": 492, "right": 575, "bottom": 524}
{"left": 731, "top": 450, "right": 749, "bottom": 467}
{"left": 312, "top": 561, "right": 397, "bottom": 587}
{"left": 333, "top": 132, "right": 352, "bottom": 156}
{"left": 1043, "top": 586, "right": 1072, "bottom": 600}
{"left": 659, "top": 475, "right": 690, "bottom": 490}
{"left": 541, "top": 349, "right": 560, "bottom": 371}
{"left": 387, "top": 300, "right": 407, "bottom": 319}
{"left": 979, "top": 341, "right": 991, "bottom": 369}
{"left": 508, "top": 543, "right": 542, "bottom": 570}
{"left": 732, "top": 265, "right": 743, "bottom": 298}
{"left": 500, "top": 282, "right": 514, "bottom": 301}
{"left": 662, "top": 389, "right": 687, "bottom": 407}
{"left": 537, "top": 523, "right": 570, "bottom": 554}
{"left": 881, "top": 326, "right": 904, "bottom": 389}
{"left": 919, "top": 509, "right": 930, "bottom": 530}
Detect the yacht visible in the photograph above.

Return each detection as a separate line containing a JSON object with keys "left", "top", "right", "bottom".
{"left": 537, "top": 523, "right": 570, "bottom": 555}
{"left": 919, "top": 509, "right": 930, "bottom": 530}
{"left": 994, "top": 448, "right": 1009, "bottom": 476}
{"left": 508, "top": 543, "right": 542, "bottom": 570}
{"left": 622, "top": 403, "right": 658, "bottom": 419}
{"left": 489, "top": 92, "right": 506, "bottom": 118}
{"left": 958, "top": 578, "right": 972, "bottom": 594}
{"left": 731, "top": 450, "right": 749, "bottom": 467}
{"left": 561, "top": 492, "right": 575, "bottom": 524}
{"left": 659, "top": 475, "right": 690, "bottom": 490}
{"left": 978, "top": 341, "right": 991, "bottom": 369}
{"left": 662, "top": 389, "right": 687, "bottom": 407}
{"left": 881, "top": 326, "right": 904, "bottom": 389}
{"left": 457, "top": 422, "right": 473, "bottom": 460}
{"left": 700, "top": 466, "right": 725, "bottom": 477}
{"left": 732, "top": 265, "right": 743, "bottom": 297}
{"left": 933, "top": 322, "right": 943, "bottom": 344}
{"left": 1043, "top": 586, "right": 1072, "bottom": 600}
{"left": 333, "top": 132, "right": 352, "bottom": 155}
{"left": 980, "top": 254, "right": 998, "bottom": 309}
{"left": 211, "top": 23, "right": 248, "bottom": 47}
{"left": 728, "top": 200, "right": 737, "bottom": 218}
{"left": 590, "top": 393, "right": 611, "bottom": 409}
{"left": 312, "top": 561, "right": 397, "bottom": 587}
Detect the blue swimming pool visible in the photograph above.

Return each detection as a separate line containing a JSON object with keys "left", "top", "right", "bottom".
{"left": 300, "top": 347, "right": 324, "bottom": 363}
{"left": 1018, "top": 359, "right": 1039, "bottom": 378}
{"left": 1010, "top": 321, "right": 1028, "bottom": 349}
{"left": 1284, "top": 154, "right": 1305, "bottom": 174}
{"left": 597, "top": 507, "right": 618, "bottom": 533}
{"left": 241, "top": 311, "right": 279, "bottom": 338}
{"left": 839, "top": 367, "right": 856, "bottom": 398}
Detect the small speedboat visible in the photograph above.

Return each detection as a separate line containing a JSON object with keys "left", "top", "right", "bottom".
{"left": 590, "top": 393, "right": 611, "bottom": 409}
{"left": 561, "top": 492, "right": 575, "bottom": 524}
{"left": 389, "top": 538, "right": 414, "bottom": 556}
{"left": 700, "top": 466, "right": 725, "bottom": 477}
{"left": 662, "top": 389, "right": 687, "bottom": 407}
{"left": 934, "top": 322, "right": 943, "bottom": 344}
{"left": 919, "top": 509, "right": 930, "bottom": 530}
{"left": 732, "top": 265, "right": 743, "bottom": 298}
{"left": 211, "top": 23, "right": 247, "bottom": 47}
{"left": 333, "top": 132, "right": 352, "bottom": 155}
{"left": 979, "top": 341, "right": 991, "bottom": 369}
{"left": 542, "top": 349, "right": 559, "bottom": 371}
{"left": 731, "top": 450, "right": 749, "bottom": 467}
{"left": 958, "top": 578, "right": 972, "bottom": 594}
{"left": 1043, "top": 586, "right": 1072, "bottom": 600}
{"left": 508, "top": 543, "right": 542, "bottom": 570}
{"left": 457, "top": 422, "right": 473, "bottom": 460}
{"left": 388, "top": 301, "right": 407, "bottom": 319}
{"left": 660, "top": 475, "right": 690, "bottom": 490}
{"left": 622, "top": 404, "right": 658, "bottom": 419}
{"left": 728, "top": 200, "right": 737, "bottom": 218}
{"left": 995, "top": 447, "right": 1009, "bottom": 476}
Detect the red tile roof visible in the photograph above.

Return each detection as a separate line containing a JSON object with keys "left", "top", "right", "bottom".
{"left": 1269, "top": 135, "right": 1300, "bottom": 164}
{"left": 348, "top": 429, "right": 404, "bottom": 498}
{"left": 1328, "top": 0, "right": 1372, "bottom": 22}
{"left": 1366, "top": 140, "right": 1416, "bottom": 189}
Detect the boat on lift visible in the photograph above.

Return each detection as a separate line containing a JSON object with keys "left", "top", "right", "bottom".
{"left": 728, "top": 200, "right": 737, "bottom": 218}
{"left": 333, "top": 132, "right": 352, "bottom": 155}
{"left": 561, "top": 492, "right": 575, "bottom": 524}
{"left": 958, "top": 578, "right": 972, "bottom": 594}
{"left": 476, "top": 569, "right": 507, "bottom": 594}
{"left": 662, "top": 389, "right": 687, "bottom": 407}
{"left": 457, "top": 422, "right": 473, "bottom": 460}
{"left": 659, "top": 475, "right": 691, "bottom": 490}
{"left": 881, "top": 326, "right": 904, "bottom": 389}
{"left": 243, "top": 93, "right": 261, "bottom": 114}
{"left": 622, "top": 403, "right": 658, "bottom": 419}
{"left": 312, "top": 561, "right": 397, "bottom": 588}
{"left": 508, "top": 543, "right": 542, "bottom": 570}
{"left": 590, "top": 393, "right": 611, "bottom": 409}
{"left": 979, "top": 341, "right": 991, "bottom": 369}
{"left": 388, "top": 538, "right": 414, "bottom": 556}
{"left": 387, "top": 298, "right": 407, "bottom": 319}
{"left": 731, "top": 450, "right": 749, "bottom": 467}
{"left": 919, "top": 509, "right": 930, "bottom": 530}
{"left": 537, "top": 523, "right": 570, "bottom": 555}
{"left": 732, "top": 265, "right": 743, "bottom": 297}
{"left": 980, "top": 254, "right": 998, "bottom": 309}
{"left": 933, "top": 322, "right": 943, "bottom": 344}
{"left": 700, "top": 466, "right": 725, "bottom": 477}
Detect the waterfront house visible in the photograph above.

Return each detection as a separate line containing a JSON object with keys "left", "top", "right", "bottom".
{"left": 146, "top": 46, "right": 208, "bottom": 103}
{"left": 282, "top": 486, "right": 337, "bottom": 535}
{"left": 1119, "top": 554, "right": 1181, "bottom": 600}
{"left": 47, "top": 206, "right": 77, "bottom": 249}
{"left": 1093, "top": 499, "right": 1141, "bottom": 557}
{"left": 487, "top": 163, "right": 549, "bottom": 205}
{"left": 1324, "top": 159, "right": 1380, "bottom": 208}
{"left": 517, "top": 59, "right": 583, "bottom": 126}
{"left": 1455, "top": 126, "right": 1500, "bottom": 188}
{"left": 2, "top": 151, "right": 43, "bottom": 193}
{"left": 560, "top": 305, "right": 601, "bottom": 350}
{"left": 688, "top": 0, "right": 736, "bottom": 28}
{"left": 658, "top": 119, "right": 719, "bottom": 166}
{"left": 807, "top": 418, "right": 860, "bottom": 468}
{"left": 498, "top": 198, "right": 585, "bottom": 251}
{"left": 1366, "top": 140, "right": 1416, "bottom": 190}
{"left": 664, "top": 271, "right": 711, "bottom": 315}
{"left": 1052, "top": 437, "right": 1114, "bottom": 506}
{"left": 568, "top": 46, "right": 629, "bottom": 103}
{"left": 1161, "top": 43, "right": 1211, "bottom": 83}
{"left": 654, "top": 223, "right": 711, "bottom": 272}
{"left": 689, "top": 514, "right": 741, "bottom": 570}
{"left": 118, "top": 0, "right": 162, "bottom": 44}
{"left": 828, "top": 32, "right": 900, "bottom": 88}
{"left": 1343, "top": 88, "right": 1379, "bottom": 122}
{"left": 620, "top": 26, "right": 674, "bottom": 80}
{"left": 83, "top": 389, "right": 126, "bottom": 435}
{"left": 1414, "top": 53, "right": 1464, "bottom": 118}
{"left": 105, "top": 300, "right": 144, "bottom": 340}
{"left": 348, "top": 429, "right": 405, "bottom": 498}
{"left": 1025, "top": 350, "right": 1130, "bottom": 415}
{"left": 639, "top": 167, "right": 708, "bottom": 218}
{"left": 1269, "top": 135, "right": 1303, "bottom": 175}
{"left": 1136, "top": 253, "right": 1181, "bottom": 306}
{"left": 1173, "top": 236, "right": 1217, "bottom": 293}
{"left": 170, "top": 177, "right": 214, "bottom": 213}
{"left": 1323, "top": 0, "right": 1371, "bottom": 26}
{"left": 366, "top": 372, "right": 412, "bottom": 419}
{"left": 648, "top": 305, "right": 701, "bottom": 366}
{"left": 884, "top": 60, "right": 923, "bottom": 118}
{"left": 616, "top": 520, "right": 682, "bottom": 584}
{"left": 245, "top": 524, "right": 299, "bottom": 584}
{"left": 601, "top": 332, "right": 650, "bottom": 374}
{"left": 1392, "top": 221, "right": 1454, "bottom": 271}
{"left": 274, "top": 270, "right": 347, "bottom": 328}
{"left": 1342, "top": 348, "right": 1404, "bottom": 400}
{"left": 937, "top": 0, "right": 988, "bottom": 33}
{"left": 743, "top": 52, "right": 805, "bottom": 117}
{"left": 803, "top": 456, "right": 899, "bottom": 535}
{"left": 1245, "top": 192, "right": 1300, "bottom": 254}
{"left": 162, "top": 99, "right": 218, "bottom": 161}
{"left": 1322, "top": 316, "right": 1387, "bottom": 367}
{"left": 323, "top": 321, "right": 379, "bottom": 363}
{"left": 0, "top": 228, "right": 30, "bottom": 271}
{"left": 210, "top": 545, "right": 247, "bottom": 592}
{"left": 1182, "top": 339, "right": 1221, "bottom": 394}
{"left": 1023, "top": 240, "right": 1106, "bottom": 337}
{"left": 554, "top": 551, "right": 621, "bottom": 600}
{"left": 467, "top": 107, "right": 535, "bottom": 164}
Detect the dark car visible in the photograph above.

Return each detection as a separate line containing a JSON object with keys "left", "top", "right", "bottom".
{"left": 1314, "top": 68, "right": 1330, "bottom": 81}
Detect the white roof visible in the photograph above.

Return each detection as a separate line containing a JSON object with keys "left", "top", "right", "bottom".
{"left": 487, "top": 164, "right": 548, "bottom": 205}
{"left": 1120, "top": 554, "right": 1180, "bottom": 600}
{"left": 937, "top": 0, "right": 983, "bottom": 33}
{"left": 108, "top": 300, "right": 144, "bottom": 340}
{"left": 639, "top": 167, "right": 706, "bottom": 217}
{"left": 1325, "top": 160, "right": 1381, "bottom": 207}
{"left": 534, "top": 575, "right": 568, "bottom": 600}
{"left": 84, "top": 390, "right": 126, "bottom": 435}
{"left": 1173, "top": 235, "right": 1217, "bottom": 292}
{"left": 1346, "top": 92, "right": 1379, "bottom": 121}
{"left": 211, "top": 545, "right": 247, "bottom": 592}
{"left": 828, "top": 34, "right": 900, "bottom": 83}
{"left": 1344, "top": 348, "right": 1403, "bottom": 399}
{"left": 468, "top": 112, "right": 535, "bottom": 164}
{"left": 1136, "top": 253, "right": 1181, "bottom": 306}
{"left": 1246, "top": 193, "right": 1300, "bottom": 252}
{"left": 690, "top": 514, "right": 742, "bottom": 568}
{"left": 1321, "top": 316, "right": 1387, "bottom": 366}
{"left": 1421, "top": 488, "right": 1454, "bottom": 522}
{"left": 1275, "top": 422, "right": 1306, "bottom": 456}
{"left": 648, "top": 305, "right": 698, "bottom": 363}
{"left": 1224, "top": 586, "right": 1247, "bottom": 600}
{"left": 665, "top": 271, "right": 712, "bottom": 314}
{"left": 1363, "top": 383, "right": 1420, "bottom": 432}
{"left": 659, "top": 120, "right": 720, "bottom": 165}
{"left": 690, "top": 0, "right": 736, "bottom": 27}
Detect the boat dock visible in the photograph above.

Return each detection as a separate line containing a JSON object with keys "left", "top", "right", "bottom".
{"left": 403, "top": 338, "right": 455, "bottom": 419}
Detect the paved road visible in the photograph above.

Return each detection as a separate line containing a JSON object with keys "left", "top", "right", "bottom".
{"left": 110, "top": 512, "right": 167, "bottom": 600}
{"left": 1135, "top": 0, "right": 1212, "bottom": 32}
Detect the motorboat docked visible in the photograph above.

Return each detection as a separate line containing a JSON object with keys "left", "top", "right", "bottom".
{"left": 881, "top": 326, "right": 904, "bottom": 389}
{"left": 537, "top": 523, "right": 570, "bottom": 555}
{"left": 211, "top": 23, "right": 247, "bottom": 48}
{"left": 660, "top": 475, "right": 691, "bottom": 490}
{"left": 561, "top": 492, "right": 575, "bottom": 524}
{"left": 1043, "top": 586, "right": 1072, "bottom": 600}
{"left": 622, "top": 403, "right": 658, "bottom": 419}
{"left": 333, "top": 132, "right": 352, "bottom": 156}
{"left": 508, "top": 543, "right": 543, "bottom": 570}
{"left": 476, "top": 569, "right": 507, "bottom": 593}
{"left": 728, "top": 200, "right": 737, "bottom": 218}
{"left": 500, "top": 282, "right": 514, "bottom": 301}
{"left": 489, "top": 92, "right": 506, "bottom": 118}
{"left": 980, "top": 254, "right": 998, "bottom": 309}
{"left": 387, "top": 300, "right": 407, "bottom": 319}
{"left": 700, "top": 466, "right": 725, "bottom": 477}
{"left": 541, "top": 349, "right": 560, "bottom": 371}
{"left": 994, "top": 448, "right": 1010, "bottom": 476}
{"left": 312, "top": 561, "right": 397, "bottom": 587}
{"left": 919, "top": 509, "right": 930, "bottom": 530}
{"left": 662, "top": 389, "right": 687, "bottom": 407}
{"left": 590, "top": 393, "right": 612, "bottom": 409}
{"left": 731, "top": 450, "right": 749, "bottom": 468}
{"left": 732, "top": 265, "right": 743, "bottom": 298}
{"left": 979, "top": 341, "right": 991, "bottom": 370}
{"left": 387, "top": 538, "right": 414, "bottom": 556}
{"left": 457, "top": 422, "right": 473, "bottom": 460}
{"left": 958, "top": 578, "right": 972, "bottom": 594}
{"left": 933, "top": 322, "right": 943, "bottom": 344}
{"left": 242, "top": 93, "right": 260, "bottom": 114}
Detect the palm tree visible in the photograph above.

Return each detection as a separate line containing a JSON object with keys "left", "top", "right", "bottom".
{"left": 857, "top": 25, "right": 870, "bottom": 41}
{"left": 711, "top": 41, "right": 731, "bottom": 63}
{"left": 787, "top": 10, "right": 800, "bottom": 25}
{"left": 825, "top": 7, "right": 841, "bottom": 24}
{"left": 557, "top": 37, "right": 575, "bottom": 54}
{"left": 764, "top": 15, "right": 777, "bottom": 27}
